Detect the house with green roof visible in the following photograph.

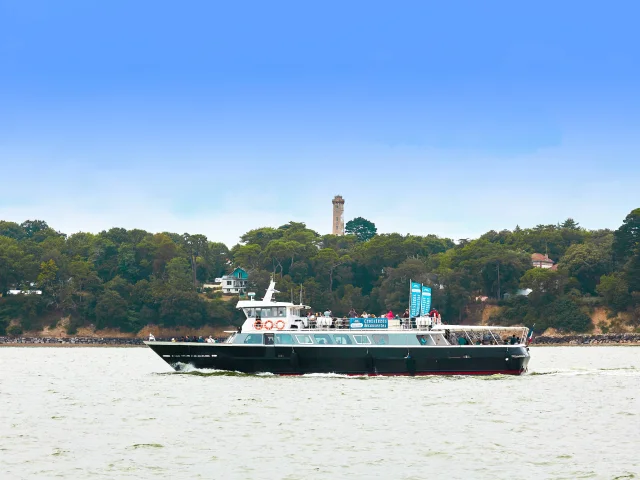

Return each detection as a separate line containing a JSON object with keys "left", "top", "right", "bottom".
{"left": 214, "top": 267, "right": 248, "bottom": 294}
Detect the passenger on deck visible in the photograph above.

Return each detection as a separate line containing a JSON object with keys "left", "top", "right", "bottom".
{"left": 361, "top": 311, "right": 369, "bottom": 318}
{"left": 386, "top": 310, "right": 394, "bottom": 321}
{"left": 510, "top": 334, "right": 518, "bottom": 345}
{"left": 458, "top": 336, "right": 467, "bottom": 345}
{"left": 402, "top": 309, "right": 410, "bottom": 318}
{"left": 348, "top": 308, "right": 357, "bottom": 318}
{"left": 148, "top": 333, "right": 155, "bottom": 341}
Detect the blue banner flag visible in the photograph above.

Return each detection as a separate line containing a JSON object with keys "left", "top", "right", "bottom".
{"left": 421, "top": 286, "right": 432, "bottom": 316}
{"left": 349, "top": 318, "right": 388, "bottom": 329}
{"left": 410, "top": 281, "right": 422, "bottom": 317}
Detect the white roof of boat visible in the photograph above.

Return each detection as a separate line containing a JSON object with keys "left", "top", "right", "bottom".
{"left": 431, "top": 325, "right": 527, "bottom": 331}
{"left": 236, "top": 300, "right": 311, "bottom": 308}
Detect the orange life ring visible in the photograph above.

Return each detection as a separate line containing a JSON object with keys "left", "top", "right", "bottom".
{"left": 276, "top": 320, "right": 285, "bottom": 330}
{"left": 253, "top": 320, "right": 262, "bottom": 330}
{"left": 264, "top": 320, "right": 274, "bottom": 330}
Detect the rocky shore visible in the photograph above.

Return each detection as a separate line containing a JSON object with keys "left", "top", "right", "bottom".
{"left": 0, "top": 336, "right": 145, "bottom": 346}
{"left": 532, "top": 333, "right": 640, "bottom": 346}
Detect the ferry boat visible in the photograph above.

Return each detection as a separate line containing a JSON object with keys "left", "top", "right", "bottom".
{"left": 145, "top": 281, "right": 531, "bottom": 375}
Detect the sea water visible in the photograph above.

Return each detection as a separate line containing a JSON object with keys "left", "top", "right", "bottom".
{"left": 0, "top": 346, "right": 638, "bottom": 479}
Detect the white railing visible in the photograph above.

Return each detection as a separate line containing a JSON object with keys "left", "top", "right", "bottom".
{"left": 297, "top": 318, "right": 528, "bottom": 341}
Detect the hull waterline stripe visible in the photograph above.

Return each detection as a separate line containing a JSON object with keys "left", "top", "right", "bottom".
{"left": 253, "top": 370, "right": 524, "bottom": 377}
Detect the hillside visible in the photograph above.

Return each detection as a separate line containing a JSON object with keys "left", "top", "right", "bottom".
{"left": 1, "top": 209, "right": 640, "bottom": 336}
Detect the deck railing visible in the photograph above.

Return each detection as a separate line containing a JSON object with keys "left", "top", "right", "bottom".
{"left": 298, "top": 317, "right": 528, "bottom": 344}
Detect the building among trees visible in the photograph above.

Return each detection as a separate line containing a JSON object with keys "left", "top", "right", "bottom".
{"left": 332, "top": 195, "right": 345, "bottom": 235}
{"left": 531, "top": 253, "right": 555, "bottom": 269}
{"left": 214, "top": 267, "right": 249, "bottom": 295}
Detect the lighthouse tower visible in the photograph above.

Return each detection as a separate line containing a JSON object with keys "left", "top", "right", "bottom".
{"left": 332, "top": 195, "right": 345, "bottom": 235}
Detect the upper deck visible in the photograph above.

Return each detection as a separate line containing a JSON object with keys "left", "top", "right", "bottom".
{"left": 226, "top": 324, "right": 528, "bottom": 347}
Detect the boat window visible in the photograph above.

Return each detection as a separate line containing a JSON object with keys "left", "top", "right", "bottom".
{"left": 295, "top": 335, "right": 313, "bottom": 344}
{"left": 432, "top": 334, "right": 449, "bottom": 346}
{"left": 275, "top": 334, "right": 294, "bottom": 345}
{"left": 277, "top": 307, "right": 286, "bottom": 317}
{"left": 417, "top": 335, "right": 429, "bottom": 346}
{"left": 372, "top": 334, "right": 389, "bottom": 345}
{"left": 244, "top": 308, "right": 255, "bottom": 317}
{"left": 314, "top": 334, "right": 333, "bottom": 345}
{"left": 264, "top": 334, "right": 274, "bottom": 345}
{"left": 333, "top": 334, "right": 352, "bottom": 345}
{"left": 353, "top": 335, "right": 371, "bottom": 345}
{"left": 244, "top": 334, "right": 263, "bottom": 344}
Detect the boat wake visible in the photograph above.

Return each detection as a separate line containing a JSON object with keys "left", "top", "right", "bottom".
{"left": 527, "top": 366, "right": 638, "bottom": 377}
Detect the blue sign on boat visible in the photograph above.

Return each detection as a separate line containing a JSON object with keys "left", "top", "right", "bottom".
{"left": 349, "top": 318, "right": 388, "bottom": 329}
{"left": 410, "top": 281, "right": 422, "bottom": 317}
{"left": 421, "top": 285, "right": 432, "bottom": 316}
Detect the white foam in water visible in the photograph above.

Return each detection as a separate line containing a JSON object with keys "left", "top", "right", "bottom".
{"left": 300, "top": 372, "right": 352, "bottom": 378}
{"left": 172, "top": 363, "right": 238, "bottom": 375}
{"left": 528, "top": 366, "right": 639, "bottom": 377}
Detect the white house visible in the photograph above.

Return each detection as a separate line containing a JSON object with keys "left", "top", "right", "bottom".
{"left": 214, "top": 267, "right": 249, "bottom": 295}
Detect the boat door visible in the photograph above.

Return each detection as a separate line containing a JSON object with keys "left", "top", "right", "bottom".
{"left": 263, "top": 333, "right": 275, "bottom": 358}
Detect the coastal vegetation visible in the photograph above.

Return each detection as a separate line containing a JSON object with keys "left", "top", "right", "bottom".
{"left": 1, "top": 209, "right": 639, "bottom": 335}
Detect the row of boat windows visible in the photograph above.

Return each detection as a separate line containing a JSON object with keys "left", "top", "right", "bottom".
{"left": 244, "top": 307, "right": 288, "bottom": 318}
{"left": 234, "top": 333, "right": 441, "bottom": 346}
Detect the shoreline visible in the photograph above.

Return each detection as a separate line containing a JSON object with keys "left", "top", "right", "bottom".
{"left": 2, "top": 333, "right": 640, "bottom": 347}
{"left": 532, "top": 333, "right": 640, "bottom": 346}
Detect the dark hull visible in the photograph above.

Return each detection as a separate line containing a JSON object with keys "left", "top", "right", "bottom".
{"left": 146, "top": 343, "right": 530, "bottom": 375}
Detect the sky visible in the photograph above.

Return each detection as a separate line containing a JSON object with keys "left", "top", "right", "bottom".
{"left": 1, "top": 0, "right": 639, "bottom": 246}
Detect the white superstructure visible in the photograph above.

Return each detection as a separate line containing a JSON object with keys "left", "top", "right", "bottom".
{"left": 237, "top": 280, "right": 311, "bottom": 332}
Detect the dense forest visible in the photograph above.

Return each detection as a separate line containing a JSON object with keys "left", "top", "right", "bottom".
{"left": 1, "top": 209, "right": 639, "bottom": 336}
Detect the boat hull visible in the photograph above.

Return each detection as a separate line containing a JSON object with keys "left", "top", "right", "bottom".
{"left": 146, "top": 342, "right": 530, "bottom": 376}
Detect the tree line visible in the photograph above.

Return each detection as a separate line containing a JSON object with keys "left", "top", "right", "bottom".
{"left": 1, "top": 210, "right": 639, "bottom": 335}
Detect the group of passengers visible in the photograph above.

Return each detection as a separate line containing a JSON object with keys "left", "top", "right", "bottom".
{"left": 449, "top": 333, "right": 520, "bottom": 345}
{"left": 147, "top": 334, "right": 218, "bottom": 343}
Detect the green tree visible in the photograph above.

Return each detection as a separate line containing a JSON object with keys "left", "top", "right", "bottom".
{"left": 345, "top": 217, "right": 377, "bottom": 242}
{"left": 546, "top": 298, "right": 592, "bottom": 333}
{"left": 232, "top": 244, "right": 262, "bottom": 270}
{"left": 596, "top": 274, "right": 631, "bottom": 312}
{"left": 313, "top": 248, "right": 351, "bottom": 292}
{"left": 613, "top": 208, "right": 640, "bottom": 264}
{"left": 519, "top": 268, "right": 566, "bottom": 306}
{"left": 0, "top": 237, "right": 32, "bottom": 294}
{"left": 561, "top": 218, "right": 580, "bottom": 230}
{"left": 166, "top": 257, "right": 193, "bottom": 292}
{"left": 95, "top": 289, "right": 128, "bottom": 329}
{"left": 240, "top": 227, "right": 282, "bottom": 250}
{"left": 624, "top": 247, "right": 640, "bottom": 292}
{"left": 0, "top": 221, "right": 26, "bottom": 240}
{"left": 559, "top": 241, "right": 612, "bottom": 294}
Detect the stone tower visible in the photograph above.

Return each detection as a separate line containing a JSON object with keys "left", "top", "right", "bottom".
{"left": 332, "top": 195, "right": 345, "bottom": 235}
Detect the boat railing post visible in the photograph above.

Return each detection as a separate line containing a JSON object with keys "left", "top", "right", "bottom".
{"left": 488, "top": 329, "right": 500, "bottom": 345}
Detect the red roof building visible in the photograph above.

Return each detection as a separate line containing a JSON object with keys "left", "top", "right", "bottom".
{"left": 531, "top": 253, "right": 555, "bottom": 269}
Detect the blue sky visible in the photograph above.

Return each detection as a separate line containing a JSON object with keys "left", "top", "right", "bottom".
{"left": 1, "top": 0, "right": 639, "bottom": 246}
